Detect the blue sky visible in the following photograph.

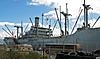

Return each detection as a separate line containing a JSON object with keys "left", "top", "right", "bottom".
{"left": 0, "top": 0, "right": 57, "bottom": 38}
{"left": 0, "top": 0, "right": 52, "bottom": 23}
{"left": 0, "top": 0, "right": 100, "bottom": 38}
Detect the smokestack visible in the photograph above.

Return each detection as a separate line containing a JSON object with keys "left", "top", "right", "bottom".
{"left": 35, "top": 17, "right": 39, "bottom": 27}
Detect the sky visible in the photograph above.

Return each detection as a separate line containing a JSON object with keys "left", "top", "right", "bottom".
{"left": 0, "top": 0, "right": 100, "bottom": 39}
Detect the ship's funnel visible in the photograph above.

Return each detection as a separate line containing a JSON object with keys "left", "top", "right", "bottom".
{"left": 35, "top": 17, "right": 39, "bottom": 27}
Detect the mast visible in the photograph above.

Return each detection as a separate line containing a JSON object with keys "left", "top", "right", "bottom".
{"left": 84, "top": 0, "right": 86, "bottom": 27}
{"left": 42, "top": 13, "right": 44, "bottom": 27}
{"left": 60, "top": 6, "right": 61, "bottom": 22}
{"left": 65, "top": 3, "right": 67, "bottom": 35}
{"left": 83, "top": 0, "right": 92, "bottom": 28}
{"left": 66, "top": 3, "right": 69, "bottom": 33}
{"left": 61, "top": 3, "right": 71, "bottom": 36}
{"left": 21, "top": 21, "right": 23, "bottom": 37}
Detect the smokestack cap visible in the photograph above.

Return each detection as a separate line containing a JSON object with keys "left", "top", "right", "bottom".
{"left": 35, "top": 17, "right": 39, "bottom": 19}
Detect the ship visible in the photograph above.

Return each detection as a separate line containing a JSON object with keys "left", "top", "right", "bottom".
{"left": 3, "top": 0, "right": 100, "bottom": 53}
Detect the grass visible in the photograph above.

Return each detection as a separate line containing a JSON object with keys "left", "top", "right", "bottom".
{"left": 0, "top": 50, "right": 48, "bottom": 59}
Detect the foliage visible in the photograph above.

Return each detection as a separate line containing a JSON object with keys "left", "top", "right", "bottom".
{"left": 0, "top": 51, "right": 48, "bottom": 59}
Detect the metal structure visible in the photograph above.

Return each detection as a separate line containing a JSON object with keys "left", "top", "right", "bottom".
{"left": 14, "top": 25, "right": 22, "bottom": 39}
{"left": 92, "top": 16, "right": 100, "bottom": 28}
{"left": 55, "top": 8, "right": 64, "bottom": 36}
{"left": 5, "top": 24, "right": 13, "bottom": 36}
{"left": 71, "top": 9, "right": 83, "bottom": 34}
{"left": 3, "top": 1, "right": 100, "bottom": 53}
{"left": 29, "top": 17, "right": 33, "bottom": 26}
{"left": 61, "top": 3, "right": 71, "bottom": 35}
{"left": 83, "top": 0, "right": 93, "bottom": 28}
{"left": 2, "top": 28, "right": 11, "bottom": 36}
